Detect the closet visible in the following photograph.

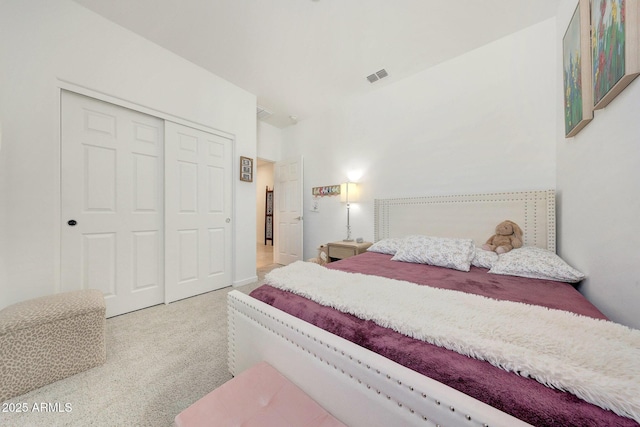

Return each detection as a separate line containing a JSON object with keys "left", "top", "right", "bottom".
{"left": 60, "top": 91, "right": 232, "bottom": 317}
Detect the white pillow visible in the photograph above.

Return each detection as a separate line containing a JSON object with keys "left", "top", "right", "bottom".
{"left": 391, "top": 235, "right": 475, "bottom": 272}
{"left": 471, "top": 247, "right": 499, "bottom": 269}
{"left": 367, "top": 237, "right": 404, "bottom": 255}
{"left": 488, "top": 246, "right": 586, "bottom": 283}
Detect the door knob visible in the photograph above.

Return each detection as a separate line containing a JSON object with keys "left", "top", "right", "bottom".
{"left": 226, "top": 218, "right": 231, "bottom": 223}
{"left": 67, "top": 220, "right": 77, "bottom": 226}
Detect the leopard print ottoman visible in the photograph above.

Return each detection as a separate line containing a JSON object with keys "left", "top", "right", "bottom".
{"left": 0, "top": 289, "right": 106, "bottom": 402}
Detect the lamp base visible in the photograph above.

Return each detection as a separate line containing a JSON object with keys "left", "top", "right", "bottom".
{"left": 342, "top": 238, "right": 354, "bottom": 242}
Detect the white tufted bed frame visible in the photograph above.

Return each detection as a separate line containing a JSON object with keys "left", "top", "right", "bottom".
{"left": 228, "top": 190, "right": 555, "bottom": 427}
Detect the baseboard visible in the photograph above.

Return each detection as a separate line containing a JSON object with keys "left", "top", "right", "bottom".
{"left": 233, "top": 276, "right": 258, "bottom": 287}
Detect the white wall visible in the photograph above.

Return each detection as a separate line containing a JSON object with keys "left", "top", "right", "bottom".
{"left": 556, "top": 0, "right": 640, "bottom": 329}
{"left": 282, "top": 19, "right": 557, "bottom": 263}
{"left": 0, "top": 0, "right": 257, "bottom": 308}
{"left": 257, "top": 121, "right": 283, "bottom": 162}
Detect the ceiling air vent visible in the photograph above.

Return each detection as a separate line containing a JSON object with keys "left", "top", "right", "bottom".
{"left": 376, "top": 69, "right": 388, "bottom": 79}
{"left": 366, "top": 69, "right": 388, "bottom": 83}
{"left": 256, "top": 106, "right": 273, "bottom": 120}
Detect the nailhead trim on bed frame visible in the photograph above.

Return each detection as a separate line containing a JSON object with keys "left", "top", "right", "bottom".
{"left": 228, "top": 294, "right": 499, "bottom": 427}
{"left": 374, "top": 190, "right": 556, "bottom": 253}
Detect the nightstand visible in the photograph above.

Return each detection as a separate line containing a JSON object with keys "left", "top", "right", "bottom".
{"left": 327, "top": 241, "right": 372, "bottom": 261}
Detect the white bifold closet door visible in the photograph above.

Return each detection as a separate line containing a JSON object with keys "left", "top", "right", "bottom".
{"left": 61, "top": 91, "right": 165, "bottom": 317}
{"left": 164, "top": 121, "right": 232, "bottom": 303}
{"left": 61, "top": 91, "right": 232, "bottom": 317}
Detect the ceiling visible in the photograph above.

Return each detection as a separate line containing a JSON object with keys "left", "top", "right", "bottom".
{"left": 72, "top": 0, "right": 561, "bottom": 128}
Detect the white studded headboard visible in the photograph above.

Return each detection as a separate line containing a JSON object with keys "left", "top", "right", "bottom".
{"left": 374, "top": 190, "right": 556, "bottom": 252}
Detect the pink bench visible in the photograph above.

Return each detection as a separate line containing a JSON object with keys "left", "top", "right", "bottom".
{"left": 175, "top": 362, "right": 347, "bottom": 427}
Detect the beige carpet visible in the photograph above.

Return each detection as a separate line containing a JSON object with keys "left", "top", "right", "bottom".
{"left": 0, "top": 265, "right": 280, "bottom": 427}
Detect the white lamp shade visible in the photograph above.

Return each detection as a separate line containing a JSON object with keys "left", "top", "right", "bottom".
{"left": 340, "top": 182, "right": 359, "bottom": 203}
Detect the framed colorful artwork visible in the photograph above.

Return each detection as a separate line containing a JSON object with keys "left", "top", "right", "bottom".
{"left": 563, "top": 0, "right": 593, "bottom": 137}
{"left": 591, "top": 0, "right": 640, "bottom": 110}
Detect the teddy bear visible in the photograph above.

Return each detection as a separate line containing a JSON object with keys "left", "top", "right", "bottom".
{"left": 481, "top": 220, "right": 523, "bottom": 254}
{"left": 307, "top": 245, "right": 329, "bottom": 265}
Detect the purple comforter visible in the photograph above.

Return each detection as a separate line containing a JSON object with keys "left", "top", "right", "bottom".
{"left": 250, "top": 252, "right": 638, "bottom": 426}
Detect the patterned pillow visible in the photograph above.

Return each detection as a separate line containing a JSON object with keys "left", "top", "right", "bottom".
{"left": 391, "top": 235, "right": 475, "bottom": 272}
{"left": 489, "top": 246, "right": 585, "bottom": 283}
{"left": 367, "top": 237, "right": 404, "bottom": 255}
{"left": 471, "top": 247, "right": 499, "bottom": 269}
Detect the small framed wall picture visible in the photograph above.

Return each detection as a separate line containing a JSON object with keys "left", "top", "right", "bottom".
{"left": 240, "top": 156, "right": 253, "bottom": 182}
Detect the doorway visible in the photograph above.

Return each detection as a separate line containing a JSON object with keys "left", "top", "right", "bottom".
{"left": 256, "top": 159, "right": 275, "bottom": 268}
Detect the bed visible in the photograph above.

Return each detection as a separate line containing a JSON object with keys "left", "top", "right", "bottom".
{"left": 227, "top": 190, "right": 639, "bottom": 427}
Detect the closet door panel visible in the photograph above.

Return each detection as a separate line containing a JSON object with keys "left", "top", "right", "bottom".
{"left": 165, "top": 121, "right": 232, "bottom": 303}
{"left": 61, "top": 91, "right": 164, "bottom": 317}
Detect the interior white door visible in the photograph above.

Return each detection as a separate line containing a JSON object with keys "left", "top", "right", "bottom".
{"left": 61, "top": 91, "right": 164, "bottom": 318}
{"left": 164, "top": 121, "right": 232, "bottom": 303}
{"left": 274, "top": 157, "right": 303, "bottom": 265}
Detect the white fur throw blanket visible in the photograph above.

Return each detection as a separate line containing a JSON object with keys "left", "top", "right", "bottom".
{"left": 265, "top": 261, "right": 640, "bottom": 422}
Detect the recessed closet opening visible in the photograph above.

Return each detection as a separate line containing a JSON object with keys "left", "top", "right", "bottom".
{"left": 60, "top": 90, "right": 234, "bottom": 317}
